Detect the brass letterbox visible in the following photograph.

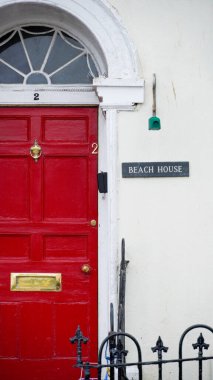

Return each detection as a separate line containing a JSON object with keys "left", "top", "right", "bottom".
{"left": 10, "top": 273, "right": 62, "bottom": 291}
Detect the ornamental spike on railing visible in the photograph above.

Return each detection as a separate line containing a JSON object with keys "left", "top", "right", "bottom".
{"left": 192, "top": 333, "right": 210, "bottom": 380}
{"left": 151, "top": 337, "right": 168, "bottom": 380}
{"left": 70, "top": 325, "right": 88, "bottom": 365}
{"left": 152, "top": 336, "right": 168, "bottom": 358}
{"left": 192, "top": 333, "right": 209, "bottom": 356}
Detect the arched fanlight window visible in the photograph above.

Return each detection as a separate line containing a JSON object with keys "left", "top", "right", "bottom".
{"left": 0, "top": 26, "right": 99, "bottom": 85}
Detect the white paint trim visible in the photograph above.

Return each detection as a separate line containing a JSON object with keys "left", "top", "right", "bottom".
{"left": 0, "top": 86, "right": 99, "bottom": 105}
{"left": 0, "top": 0, "right": 145, "bottom": 345}
{"left": 94, "top": 78, "right": 145, "bottom": 110}
{"left": 0, "top": 79, "right": 145, "bottom": 108}
{"left": 97, "top": 109, "right": 119, "bottom": 339}
{"left": 105, "top": 109, "right": 119, "bottom": 317}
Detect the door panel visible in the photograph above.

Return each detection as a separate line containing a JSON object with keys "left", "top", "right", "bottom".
{"left": 19, "top": 302, "right": 53, "bottom": 358}
{"left": 0, "top": 235, "right": 30, "bottom": 259}
{"left": 0, "top": 157, "right": 30, "bottom": 219}
{"left": 42, "top": 117, "right": 88, "bottom": 142}
{"left": 43, "top": 157, "right": 88, "bottom": 219}
{"left": 0, "top": 117, "right": 30, "bottom": 141}
{"left": 0, "top": 107, "right": 98, "bottom": 380}
{"left": 44, "top": 234, "right": 88, "bottom": 261}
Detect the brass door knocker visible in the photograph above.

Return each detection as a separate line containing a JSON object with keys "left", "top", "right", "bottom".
{"left": 30, "top": 140, "right": 42, "bottom": 162}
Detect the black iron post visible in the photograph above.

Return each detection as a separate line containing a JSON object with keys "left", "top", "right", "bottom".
{"left": 84, "top": 362, "right": 91, "bottom": 380}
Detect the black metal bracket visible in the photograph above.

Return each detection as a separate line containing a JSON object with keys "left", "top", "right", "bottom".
{"left": 97, "top": 172, "right": 108, "bottom": 193}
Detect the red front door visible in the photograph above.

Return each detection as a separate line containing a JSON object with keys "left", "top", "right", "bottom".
{"left": 0, "top": 107, "right": 98, "bottom": 380}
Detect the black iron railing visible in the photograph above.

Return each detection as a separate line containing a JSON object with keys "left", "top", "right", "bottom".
{"left": 70, "top": 239, "right": 213, "bottom": 380}
{"left": 71, "top": 324, "right": 213, "bottom": 380}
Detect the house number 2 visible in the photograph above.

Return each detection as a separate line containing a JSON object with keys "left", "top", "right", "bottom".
{"left": 92, "top": 142, "right": 98, "bottom": 154}
{"left": 34, "top": 93, "right": 40, "bottom": 101}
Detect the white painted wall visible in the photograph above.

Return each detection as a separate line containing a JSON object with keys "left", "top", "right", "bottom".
{"left": 0, "top": 0, "right": 212, "bottom": 377}
{"left": 109, "top": 0, "right": 213, "bottom": 378}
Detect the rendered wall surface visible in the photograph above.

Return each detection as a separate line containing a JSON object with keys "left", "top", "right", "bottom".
{"left": 0, "top": 0, "right": 212, "bottom": 378}
{"left": 109, "top": 0, "right": 213, "bottom": 378}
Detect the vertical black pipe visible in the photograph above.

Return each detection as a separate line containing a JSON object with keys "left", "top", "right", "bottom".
{"left": 109, "top": 334, "right": 115, "bottom": 380}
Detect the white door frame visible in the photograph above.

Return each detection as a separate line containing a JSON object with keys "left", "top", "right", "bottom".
{"left": 0, "top": 0, "right": 144, "bottom": 344}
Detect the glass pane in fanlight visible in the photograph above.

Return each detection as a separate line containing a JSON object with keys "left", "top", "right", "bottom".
{"left": 60, "top": 32, "right": 84, "bottom": 50}
{"left": 0, "top": 31, "right": 15, "bottom": 45}
{"left": 87, "top": 55, "right": 99, "bottom": 78}
{"left": 0, "top": 32, "right": 30, "bottom": 74}
{"left": 0, "top": 26, "right": 99, "bottom": 84}
{"left": 22, "top": 26, "right": 53, "bottom": 34}
{"left": 50, "top": 54, "right": 94, "bottom": 84}
{"left": 0, "top": 61, "right": 23, "bottom": 83}
{"left": 22, "top": 30, "right": 54, "bottom": 71}
{"left": 26, "top": 73, "right": 49, "bottom": 84}
{"left": 44, "top": 33, "right": 84, "bottom": 75}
